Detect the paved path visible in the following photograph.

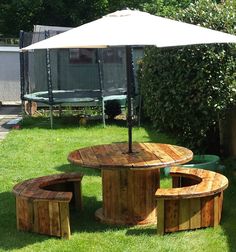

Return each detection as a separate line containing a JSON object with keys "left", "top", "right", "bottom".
{"left": 0, "top": 106, "right": 22, "bottom": 141}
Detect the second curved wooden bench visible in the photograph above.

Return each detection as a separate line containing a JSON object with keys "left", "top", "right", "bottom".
{"left": 155, "top": 167, "right": 228, "bottom": 235}
{"left": 13, "top": 172, "right": 83, "bottom": 239}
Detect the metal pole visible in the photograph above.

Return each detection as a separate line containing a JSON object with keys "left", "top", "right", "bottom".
{"left": 102, "top": 98, "right": 105, "bottom": 127}
{"left": 50, "top": 105, "right": 53, "bottom": 129}
{"left": 45, "top": 31, "right": 54, "bottom": 128}
{"left": 19, "top": 30, "right": 26, "bottom": 116}
{"left": 19, "top": 31, "right": 25, "bottom": 101}
{"left": 97, "top": 49, "right": 105, "bottom": 127}
{"left": 126, "top": 46, "right": 134, "bottom": 153}
{"left": 138, "top": 94, "right": 142, "bottom": 127}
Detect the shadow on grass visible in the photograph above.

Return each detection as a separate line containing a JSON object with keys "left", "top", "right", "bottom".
{"left": 126, "top": 227, "right": 156, "bottom": 236}
{"left": 54, "top": 164, "right": 101, "bottom": 177}
{"left": 0, "top": 192, "right": 155, "bottom": 251}
{"left": 70, "top": 195, "right": 156, "bottom": 235}
{"left": 69, "top": 195, "right": 126, "bottom": 233}
{"left": 220, "top": 159, "right": 236, "bottom": 251}
{"left": 20, "top": 116, "right": 127, "bottom": 130}
{"left": 0, "top": 192, "right": 49, "bottom": 251}
{"left": 142, "top": 124, "right": 177, "bottom": 144}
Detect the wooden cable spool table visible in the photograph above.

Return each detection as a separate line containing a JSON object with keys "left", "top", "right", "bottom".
{"left": 68, "top": 142, "right": 193, "bottom": 225}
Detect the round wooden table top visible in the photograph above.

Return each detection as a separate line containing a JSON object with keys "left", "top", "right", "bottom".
{"left": 68, "top": 142, "right": 193, "bottom": 170}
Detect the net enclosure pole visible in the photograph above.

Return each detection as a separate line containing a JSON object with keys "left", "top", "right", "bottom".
{"left": 45, "top": 31, "right": 54, "bottom": 129}
{"left": 97, "top": 49, "right": 106, "bottom": 127}
{"left": 126, "top": 46, "right": 135, "bottom": 153}
{"left": 19, "top": 30, "right": 26, "bottom": 115}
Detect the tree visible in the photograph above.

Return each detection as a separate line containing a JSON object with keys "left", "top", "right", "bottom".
{"left": 0, "top": 0, "right": 108, "bottom": 37}
{"left": 0, "top": 0, "right": 160, "bottom": 37}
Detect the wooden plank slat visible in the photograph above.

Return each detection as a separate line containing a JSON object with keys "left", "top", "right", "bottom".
{"left": 102, "top": 170, "right": 112, "bottom": 219}
{"left": 141, "top": 143, "right": 170, "bottom": 167}
{"left": 157, "top": 144, "right": 182, "bottom": 161}
{"left": 218, "top": 192, "right": 223, "bottom": 223}
{"left": 116, "top": 143, "right": 147, "bottom": 168}
{"left": 145, "top": 169, "right": 159, "bottom": 221}
{"left": 17, "top": 197, "right": 33, "bottom": 231}
{"left": 92, "top": 145, "right": 115, "bottom": 167}
{"left": 214, "top": 194, "right": 220, "bottom": 227}
{"left": 179, "top": 199, "right": 190, "bottom": 231}
{"left": 13, "top": 179, "right": 33, "bottom": 196}
{"left": 165, "top": 200, "right": 179, "bottom": 232}
{"left": 170, "top": 145, "right": 193, "bottom": 158}
{"left": 190, "top": 198, "right": 201, "bottom": 229}
{"left": 79, "top": 147, "right": 100, "bottom": 167}
{"left": 211, "top": 173, "right": 228, "bottom": 193}
{"left": 49, "top": 201, "right": 61, "bottom": 237}
{"left": 104, "top": 144, "right": 129, "bottom": 167}
{"left": 137, "top": 143, "right": 167, "bottom": 168}
{"left": 110, "top": 169, "right": 118, "bottom": 220}
{"left": 37, "top": 201, "right": 50, "bottom": 235}
{"left": 119, "top": 169, "right": 129, "bottom": 222}
{"left": 73, "top": 181, "right": 82, "bottom": 211}
{"left": 17, "top": 197, "right": 26, "bottom": 230}
{"left": 157, "top": 199, "right": 165, "bottom": 235}
{"left": 67, "top": 150, "right": 84, "bottom": 165}
{"left": 172, "top": 176, "right": 181, "bottom": 188}
{"left": 201, "top": 196, "right": 214, "bottom": 227}
{"left": 33, "top": 201, "right": 39, "bottom": 233}
{"left": 59, "top": 202, "right": 70, "bottom": 239}
{"left": 125, "top": 170, "right": 135, "bottom": 224}
{"left": 133, "top": 170, "right": 146, "bottom": 222}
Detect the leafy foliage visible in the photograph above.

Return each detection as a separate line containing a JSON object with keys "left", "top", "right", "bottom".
{"left": 142, "top": 0, "right": 193, "bottom": 16}
{"left": 139, "top": 0, "right": 236, "bottom": 153}
{"left": 0, "top": 0, "right": 155, "bottom": 37}
{"left": 0, "top": 0, "right": 109, "bottom": 37}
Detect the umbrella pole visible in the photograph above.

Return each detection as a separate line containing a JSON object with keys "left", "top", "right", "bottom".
{"left": 126, "top": 46, "right": 133, "bottom": 153}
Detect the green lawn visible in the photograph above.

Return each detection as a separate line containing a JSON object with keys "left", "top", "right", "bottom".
{"left": 0, "top": 117, "right": 235, "bottom": 252}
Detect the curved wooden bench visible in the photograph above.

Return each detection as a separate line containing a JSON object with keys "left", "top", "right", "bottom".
{"left": 13, "top": 172, "right": 83, "bottom": 239}
{"left": 155, "top": 167, "right": 228, "bottom": 235}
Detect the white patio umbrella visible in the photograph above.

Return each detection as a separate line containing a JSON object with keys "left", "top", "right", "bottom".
{"left": 22, "top": 9, "right": 236, "bottom": 153}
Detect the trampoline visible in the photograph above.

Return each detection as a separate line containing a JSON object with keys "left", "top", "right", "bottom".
{"left": 24, "top": 90, "right": 101, "bottom": 104}
{"left": 19, "top": 28, "right": 142, "bottom": 127}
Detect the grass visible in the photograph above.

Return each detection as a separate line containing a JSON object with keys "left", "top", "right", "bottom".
{"left": 0, "top": 116, "right": 235, "bottom": 252}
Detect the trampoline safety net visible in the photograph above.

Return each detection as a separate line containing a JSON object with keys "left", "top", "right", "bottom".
{"left": 20, "top": 30, "right": 133, "bottom": 99}
{"left": 19, "top": 29, "right": 143, "bottom": 127}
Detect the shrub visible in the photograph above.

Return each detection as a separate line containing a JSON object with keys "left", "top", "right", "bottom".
{"left": 139, "top": 0, "right": 236, "bottom": 153}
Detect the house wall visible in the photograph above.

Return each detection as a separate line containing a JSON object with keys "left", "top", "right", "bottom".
{"left": 0, "top": 47, "right": 20, "bottom": 102}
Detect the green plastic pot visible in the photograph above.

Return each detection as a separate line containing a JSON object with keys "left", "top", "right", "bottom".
{"left": 183, "top": 155, "right": 220, "bottom": 170}
{"left": 164, "top": 154, "right": 222, "bottom": 176}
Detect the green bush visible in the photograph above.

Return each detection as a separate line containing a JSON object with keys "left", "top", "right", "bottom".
{"left": 139, "top": 0, "right": 236, "bottom": 153}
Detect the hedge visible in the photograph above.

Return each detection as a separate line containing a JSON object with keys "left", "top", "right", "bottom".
{"left": 139, "top": 0, "right": 236, "bottom": 153}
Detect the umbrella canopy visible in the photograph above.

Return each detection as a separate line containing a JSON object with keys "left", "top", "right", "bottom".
{"left": 21, "top": 9, "right": 236, "bottom": 153}
{"left": 22, "top": 9, "right": 236, "bottom": 50}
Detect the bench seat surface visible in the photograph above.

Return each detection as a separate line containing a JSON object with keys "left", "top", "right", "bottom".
{"left": 13, "top": 172, "right": 83, "bottom": 202}
{"left": 156, "top": 167, "right": 228, "bottom": 199}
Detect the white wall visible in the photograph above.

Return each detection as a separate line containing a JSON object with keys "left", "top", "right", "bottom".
{"left": 0, "top": 47, "right": 20, "bottom": 102}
